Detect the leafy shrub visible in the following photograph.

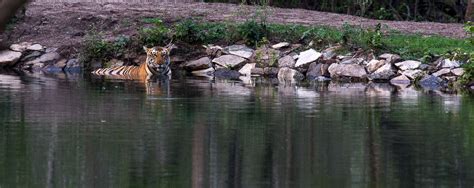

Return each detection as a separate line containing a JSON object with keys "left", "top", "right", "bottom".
{"left": 237, "top": 20, "right": 267, "bottom": 46}
{"left": 139, "top": 18, "right": 171, "bottom": 46}
{"left": 174, "top": 19, "right": 227, "bottom": 44}
{"left": 465, "top": 22, "right": 474, "bottom": 45}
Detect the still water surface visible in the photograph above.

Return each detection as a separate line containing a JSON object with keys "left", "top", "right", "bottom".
{"left": 0, "top": 71, "right": 473, "bottom": 187}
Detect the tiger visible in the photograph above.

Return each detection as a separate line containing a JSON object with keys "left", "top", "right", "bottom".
{"left": 91, "top": 44, "right": 173, "bottom": 94}
{"left": 92, "top": 45, "right": 172, "bottom": 80}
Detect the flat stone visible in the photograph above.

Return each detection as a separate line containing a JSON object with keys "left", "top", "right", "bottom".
{"left": 395, "top": 60, "right": 421, "bottom": 70}
{"left": 10, "top": 42, "right": 32, "bottom": 52}
{"left": 278, "top": 55, "right": 296, "bottom": 68}
{"left": 27, "top": 44, "right": 44, "bottom": 51}
{"left": 379, "top": 53, "right": 401, "bottom": 64}
{"left": 390, "top": 74, "right": 411, "bottom": 87}
{"left": 432, "top": 68, "right": 451, "bottom": 77}
{"left": 0, "top": 50, "right": 22, "bottom": 66}
{"left": 223, "top": 45, "right": 254, "bottom": 59}
{"left": 255, "top": 47, "right": 280, "bottom": 67}
{"left": 212, "top": 55, "right": 246, "bottom": 69}
{"left": 278, "top": 67, "right": 304, "bottom": 83}
{"left": 402, "top": 69, "right": 424, "bottom": 80}
{"left": 26, "top": 52, "right": 61, "bottom": 65}
{"left": 451, "top": 68, "right": 464, "bottom": 76}
{"left": 321, "top": 46, "right": 340, "bottom": 60}
{"left": 239, "top": 63, "right": 256, "bottom": 76}
{"left": 341, "top": 58, "right": 364, "bottom": 64}
{"left": 438, "top": 59, "right": 460, "bottom": 68}
{"left": 20, "top": 51, "right": 42, "bottom": 62}
{"left": 306, "top": 63, "right": 330, "bottom": 80}
{"left": 419, "top": 75, "right": 446, "bottom": 90}
{"left": 183, "top": 57, "right": 211, "bottom": 71}
{"left": 271, "top": 42, "right": 290, "bottom": 49}
{"left": 368, "top": 64, "right": 395, "bottom": 80}
{"left": 251, "top": 67, "right": 264, "bottom": 75}
{"left": 328, "top": 63, "right": 368, "bottom": 78}
{"left": 295, "top": 49, "right": 322, "bottom": 67}
{"left": 366, "top": 59, "right": 386, "bottom": 73}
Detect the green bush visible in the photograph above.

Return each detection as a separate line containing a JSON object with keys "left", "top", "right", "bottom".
{"left": 139, "top": 18, "right": 171, "bottom": 46}
{"left": 174, "top": 19, "right": 227, "bottom": 44}
{"left": 237, "top": 20, "right": 267, "bottom": 46}
{"left": 465, "top": 22, "right": 474, "bottom": 45}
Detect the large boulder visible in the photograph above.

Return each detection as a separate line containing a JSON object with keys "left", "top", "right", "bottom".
{"left": 263, "top": 67, "right": 279, "bottom": 77}
{"left": 390, "top": 74, "right": 411, "bottom": 88}
{"left": 437, "top": 59, "right": 460, "bottom": 69}
{"left": 183, "top": 57, "right": 211, "bottom": 71}
{"left": 0, "top": 50, "right": 22, "bottom": 66}
{"left": 306, "top": 63, "right": 330, "bottom": 80}
{"left": 25, "top": 52, "right": 61, "bottom": 65}
{"left": 395, "top": 60, "right": 421, "bottom": 70}
{"left": 368, "top": 64, "right": 396, "bottom": 81}
{"left": 328, "top": 63, "right": 368, "bottom": 79}
{"left": 451, "top": 68, "right": 465, "bottom": 76}
{"left": 278, "top": 67, "right": 304, "bottom": 83}
{"left": 212, "top": 55, "right": 246, "bottom": 69}
{"left": 379, "top": 53, "right": 401, "bottom": 64}
{"left": 432, "top": 68, "right": 451, "bottom": 77}
{"left": 419, "top": 75, "right": 446, "bottom": 90}
{"left": 223, "top": 45, "right": 254, "bottom": 59}
{"left": 295, "top": 49, "right": 321, "bottom": 67}
{"left": 278, "top": 55, "right": 296, "bottom": 68}
{"left": 402, "top": 69, "right": 424, "bottom": 80}
{"left": 9, "top": 42, "right": 31, "bottom": 52}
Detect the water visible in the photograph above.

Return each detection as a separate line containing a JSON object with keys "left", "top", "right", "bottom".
{"left": 0, "top": 71, "right": 473, "bottom": 187}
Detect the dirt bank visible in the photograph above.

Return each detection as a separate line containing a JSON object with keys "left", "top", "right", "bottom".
{"left": 1, "top": 1, "right": 468, "bottom": 55}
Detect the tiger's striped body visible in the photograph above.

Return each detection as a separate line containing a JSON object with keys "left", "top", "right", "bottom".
{"left": 91, "top": 46, "right": 172, "bottom": 80}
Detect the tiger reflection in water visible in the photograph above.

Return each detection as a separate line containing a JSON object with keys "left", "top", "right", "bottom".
{"left": 91, "top": 44, "right": 173, "bottom": 94}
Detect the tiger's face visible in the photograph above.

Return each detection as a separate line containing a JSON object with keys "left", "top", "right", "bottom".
{"left": 143, "top": 46, "right": 170, "bottom": 72}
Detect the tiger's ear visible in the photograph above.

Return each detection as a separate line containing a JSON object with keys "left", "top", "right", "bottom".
{"left": 143, "top": 46, "right": 149, "bottom": 52}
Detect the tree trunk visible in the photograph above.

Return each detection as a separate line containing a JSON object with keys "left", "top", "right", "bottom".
{"left": 467, "top": 0, "right": 474, "bottom": 21}
{"left": 0, "top": 0, "right": 28, "bottom": 32}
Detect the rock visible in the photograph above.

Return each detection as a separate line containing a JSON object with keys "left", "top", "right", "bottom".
{"left": 443, "top": 76, "right": 457, "bottom": 82}
{"left": 402, "top": 69, "right": 424, "bottom": 80}
{"left": 438, "top": 59, "right": 460, "bottom": 68}
{"left": 223, "top": 45, "right": 254, "bottom": 59}
{"left": 9, "top": 42, "right": 31, "bottom": 52}
{"left": 251, "top": 68, "right": 264, "bottom": 75}
{"left": 451, "top": 68, "right": 464, "bottom": 76}
{"left": 341, "top": 58, "right": 364, "bottom": 64}
{"left": 419, "top": 75, "right": 446, "bottom": 90}
{"left": 0, "top": 50, "right": 22, "bottom": 66}
{"left": 239, "top": 63, "right": 256, "bottom": 76}
{"left": 271, "top": 42, "right": 290, "bottom": 49}
{"left": 432, "top": 68, "right": 451, "bottom": 77}
{"left": 192, "top": 68, "right": 215, "bottom": 77}
{"left": 27, "top": 44, "right": 44, "bottom": 51}
{"left": 43, "top": 59, "right": 67, "bottom": 72}
{"left": 295, "top": 49, "right": 321, "bottom": 67}
{"left": 321, "top": 46, "right": 340, "bottom": 60}
{"left": 313, "top": 76, "right": 332, "bottom": 82}
{"left": 20, "top": 51, "right": 42, "bottom": 62}
{"left": 214, "top": 69, "right": 241, "bottom": 79}
{"left": 379, "top": 53, "right": 401, "bottom": 64}
{"left": 26, "top": 52, "right": 61, "bottom": 65}
{"left": 212, "top": 55, "right": 246, "bottom": 69}
{"left": 390, "top": 74, "right": 411, "bottom": 87}
{"left": 183, "top": 57, "right": 211, "bottom": 71}
{"left": 263, "top": 67, "right": 279, "bottom": 77}
{"left": 255, "top": 47, "right": 280, "bottom": 67}
{"left": 328, "top": 63, "right": 368, "bottom": 79}
{"left": 306, "top": 63, "right": 330, "bottom": 80}
{"left": 107, "top": 59, "right": 124, "bottom": 68}
{"left": 64, "top": 59, "right": 81, "bottom": 72}
{"left": 395, "top": 60, "right": 421, "bottom": 70}
{"left": 368, "top": 64, "right": 395, "bottom": 80}
{"left": 418, "top": 64, "right": 431, "bottom": 70}
{"left": 278, "top": 55, "right": 296, "bottom": 68}
{"left": 278, "top": 67, "right": 304, "bottom": 83}
{"left": 366, "top": 59, "right": 386, "bottom": 73}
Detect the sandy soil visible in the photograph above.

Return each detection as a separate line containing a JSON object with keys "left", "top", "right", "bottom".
{"left": 1, "top": 1, "right": 468, "bottom": 55}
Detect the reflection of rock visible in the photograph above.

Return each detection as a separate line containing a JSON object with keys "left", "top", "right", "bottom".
{"left": 366, "top": 83, "right": 395, "bottom": 96}
{"left": 328, "top": 83, "right": 367, "bottom": 96}
{"left": 0, "top": 74, "right": 22, "bottom": 89}
{"left": 214, "top": 69, "right": 241, "bottom": 79}
{"left": 192, "top": 68, "right": 214, "bottom": 77}
{"left": 278, "top": 67, "right": 304, "bottom": 83}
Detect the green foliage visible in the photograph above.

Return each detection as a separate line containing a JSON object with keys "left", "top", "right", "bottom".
{"left": 174, "top": 19, "right": 227, "bottom": 44}
{"left": 237, "top": 20, "right": 268, "bottom": 46}
{"left": 341, "top": 23, "right": 384, "bottom": 51}
{"left": 465, "top": 22, "right": 474, "bottom": 45}
{"left": 139, "top": 18, "right": 171, "bottom": 46}
{"left": 79, "top": 32, "right": 130, "bottom": 67}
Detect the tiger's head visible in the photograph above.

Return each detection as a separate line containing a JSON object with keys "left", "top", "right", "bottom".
{"left": 143, "top": 45, "right": 172, "bottom": 74}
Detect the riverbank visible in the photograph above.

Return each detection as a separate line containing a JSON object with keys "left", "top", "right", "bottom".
{"left": 0, "top": 2, "right": 473, "bottom": 92}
